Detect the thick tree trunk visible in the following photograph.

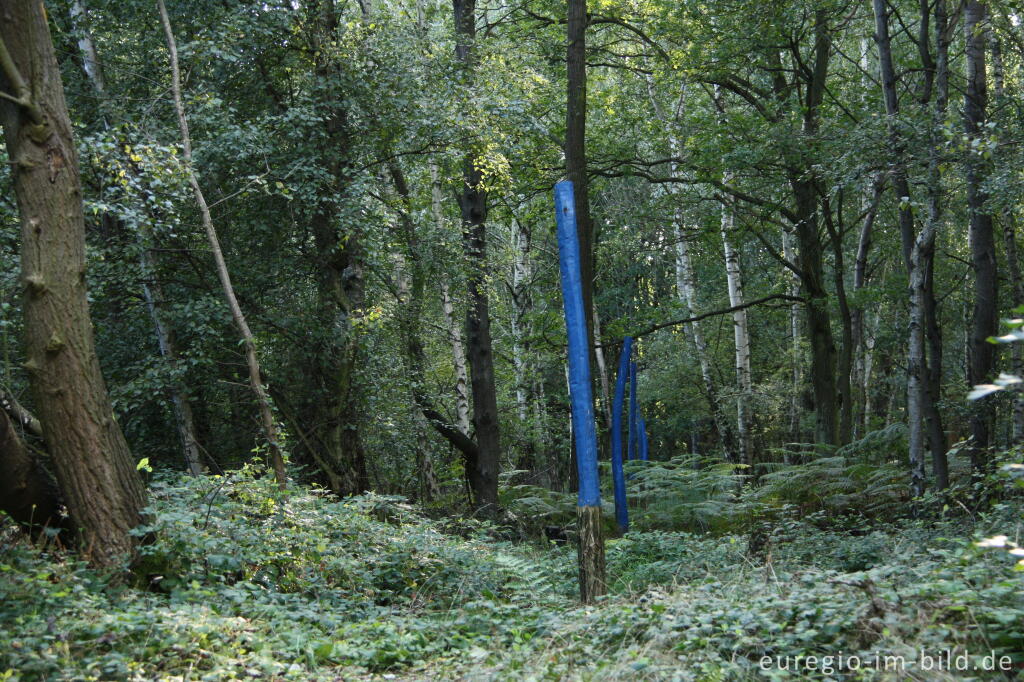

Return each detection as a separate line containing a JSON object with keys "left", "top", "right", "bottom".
{"left": 790, "top": 10, "right": 837, "bottom": 446}
{"left": 791, "top": 180, "right": 837, "bottom": 446}
{"left": 963, "top": 0, "right": 998, "bottom": 472}
{"left": 454, "top": 0, "right": 500, "bottom": 513}
{"left": 0, "top": 1, "right": 146, "bottom": 566}
{"left": 157, "top": 0, "right": 286, "bottom": 487}
{"left": 295, "top": 0, "right": 370, "bottom": 496}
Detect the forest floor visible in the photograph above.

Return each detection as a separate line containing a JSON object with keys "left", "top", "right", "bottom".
{"left": 1, "top": 468, "right": 1022, "bottom": 681}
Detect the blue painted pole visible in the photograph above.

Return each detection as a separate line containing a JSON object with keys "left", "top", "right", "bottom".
{"left": 554, "top": 180, "right": 605, "bottom": 602}
{"left": 628, "top": 360, "right": 639, "bottom": 461}
{"left": 554, "top": 180, "right": 601, "bottom": 508}
{"left": 639, "top": 415, "right": 649, "bottom": 461}
{"left": 610, "top": 337, "right": 632, "bottom": 533}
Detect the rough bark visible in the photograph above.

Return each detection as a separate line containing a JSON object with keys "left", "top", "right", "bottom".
{"left": 0, "top": 1, "right": 146, "bottom": 566}
{"left": 454, "top": 0, "right": 500, "bottom": 512}
{"left": 576, "top": 505, "right": 606, "bottom": 604}
{"left": 157, "top": 0, "right": 286, "bottom": 486}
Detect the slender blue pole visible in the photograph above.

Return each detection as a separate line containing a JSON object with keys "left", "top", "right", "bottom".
{"left": 628, "top": 360, "right": 639, "bottom": 461}
{"left": 639, "top": 415, "right": 649, "bottom": 461}
{"left": 554, "top": 181, "right": 601, "bottom": 508}
{"left": 610, "top": 337, "right": 632, "bottom": 533}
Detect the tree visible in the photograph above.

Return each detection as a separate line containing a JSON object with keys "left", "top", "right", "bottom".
{"left": 452, "top": 0, "right": 501, "bottom": 513}
{"left": 157, "top": 0, "right": 286, "bottom": 487}
{"left": 963, "top": 0, "right": 998, "bottom": 474}
{"left": 0, "top": 0, "right": 145, "bottom": 566}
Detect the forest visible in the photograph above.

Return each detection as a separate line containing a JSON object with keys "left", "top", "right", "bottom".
{"left": 2, "top": 0, "right": 1024, "bottom": 678}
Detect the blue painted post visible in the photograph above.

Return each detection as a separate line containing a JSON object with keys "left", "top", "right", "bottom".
{"left": 628, "top": 360, "right": 639, "bottom": 461}
{"left": 610, "top": 337, "right": 632, "bottom": 534}
{"left": 553, "top": 180, "right": 605, "bottom": 602}
{"left": 639, "top": 415, "right": 650, "bottom": 461}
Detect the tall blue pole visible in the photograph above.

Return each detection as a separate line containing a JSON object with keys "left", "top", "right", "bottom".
{"left": 555, "top": 181, "right": 600, "bottom": 507}
{"left": 628, "top": 360, "right": 639, "bottom": 461}
{"left": 610, "top": 337, "right": 632, "bottom": 533}
{"left": 639, "top": 415, "right": 649, "bottom": 461}
{"left": 554, "top": 180, "right": 605, "bottom": 601}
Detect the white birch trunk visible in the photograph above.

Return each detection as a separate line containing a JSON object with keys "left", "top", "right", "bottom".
{"left": 510, "top": 220, "right": 531, "bottom": 426}
{"left": 781, "top": 227, "right": 802, "bottom": 442}
{"left": 675, "top": 226, "right": 735, "bottom": 460}
{"left": 432, "top": 163, "right": 473, "bottom": 438}
{"left": 719, "top": 187, "right": 753, "bottom": 467}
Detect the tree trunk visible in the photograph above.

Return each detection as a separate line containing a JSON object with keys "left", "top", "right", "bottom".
{"left": 453, "top": 0, "right": 500, "bottom": 513}
{"left": 851, "top": 181, "right": 882, "bottom": 439}
{"left": 157, "top": 0, "right": 286, "bottom": 487}
{"left": 790, "top": 10, "right": 837, "bottom": 446}
{"left": 923, "top": 0, "right": 951, "bottom": 488}
{"left": 434, "top": 165, "right": 472, "bottom": 437}
{"left": 992, "top": 33, "right": 1024, "bottom": 443}
{"left": 139, "top": 247, "right": 204, "bottom": 476}
{"left": 0, "top": 1, "right": 146, "bottom": 566}
{"left": 719, "top": 196, "right": 754, "bottom": 465}
{"left": 674, "top": 228, "right": 736, "bottom": 460}
{"left": 510, "top": 217, "right": 539, "bottom": 474}
{"left": 963, "top": 0, "right": 998, "bottom": 472}
{"left": 781, "top": 227, "right": 803, "bottom": 443}
{"left": 300, "top": 1, "right": 371, "bottom": 497}
{"left": 565, "top": 0, "right": 595, "bottom": 353}
{"left": 822, "top": 199, "right": 854, "bottom": 446}
{"left": 875, "top": 0, "right": 947, "bottom": 490}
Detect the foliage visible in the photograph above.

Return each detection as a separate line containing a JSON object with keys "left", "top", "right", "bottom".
{"left": 3, "top": 470, "right": 1023, "bottom": 680}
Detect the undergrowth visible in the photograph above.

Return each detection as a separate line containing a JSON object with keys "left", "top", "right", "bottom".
{"left": 1, "top": 460, "right": 1022, "bottom": 680}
